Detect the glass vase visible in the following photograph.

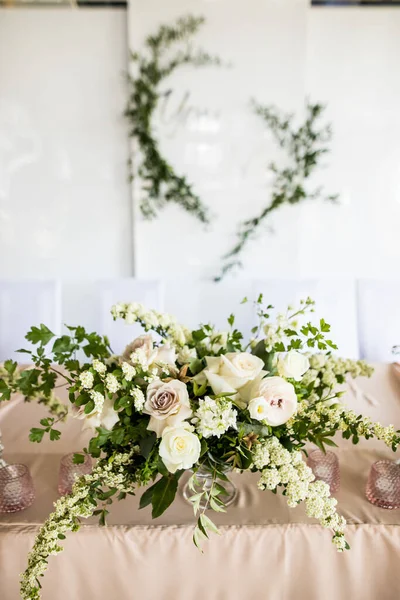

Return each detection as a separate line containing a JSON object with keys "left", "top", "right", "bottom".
{"left": 0, "top": 464, "right": 35, "bottom": 513}
{"left": 183, "top": 464, "right": 238, "bottom": 510}
{"left": 307, "top": 449, "right": 340, "bottom": 494}
{"left": 58, "top": 453, "right": 93, "bottom": 496}
{"left": 365, "top": 460, "right": 400, "bottom": 509}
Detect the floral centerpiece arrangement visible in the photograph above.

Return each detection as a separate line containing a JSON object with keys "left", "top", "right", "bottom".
{"left": 1, "top": 296, "right": 399, "bottom": 600}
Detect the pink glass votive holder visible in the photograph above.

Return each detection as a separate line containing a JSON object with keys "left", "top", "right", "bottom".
{"left": 307, "top": 449, "right": 340, "bottom": 494}
{"left": 0, "top": 464, "right": 35, "bottom": 513}
{"left": 58, "top": 453, "right": 93, "bottom": 496}
{"left": 365, "top": 460, "right": 400, "bottom": 509}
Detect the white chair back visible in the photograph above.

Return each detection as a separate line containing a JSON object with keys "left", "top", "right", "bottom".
{"left": 0, "top": 280, "right": 61, "bottom": 362}
{"left": 95, "top": 279, "right": 163, "bottom": 354}
{"left": 252, "top": 279, "right": 359, "bottom": 358}
{"left": 163, "top": 278, "right": 254, "bottom": 340}
{"left": 357, "top": 279, "right": 400, "bottom": 362}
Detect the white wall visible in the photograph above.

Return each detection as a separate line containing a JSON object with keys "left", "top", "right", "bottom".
{"left": 128, "top": 1, "right": 400, "bottom": 283}
{"left": 0, "top": 9, "right": 132, "bottom": 324}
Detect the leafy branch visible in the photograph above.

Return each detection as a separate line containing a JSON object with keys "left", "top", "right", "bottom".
{"left": 215, "top": 101, "right": 339, "bottom": 281}
{"left": 125, "top": 14, "right": 222, "bottom": 222}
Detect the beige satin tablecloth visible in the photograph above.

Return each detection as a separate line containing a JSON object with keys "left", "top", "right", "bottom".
{"left": 1, "top": 364, "right": 400, "bottom": 600}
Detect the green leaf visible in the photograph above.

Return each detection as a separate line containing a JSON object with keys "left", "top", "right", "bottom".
{"left": 49, "top": 429, "right": 61, "bottom": 441}
{"left": 73, "top": 453, "right": 85, "bottom": 465}
{"left": 0, "top": 380, "right": 11, "bottom": 401}
{"left": 192, "top": 329, "right": 207, "bottom": 343}
{"left": 189, "top": 358, "right": 205, "bottom": 376}
{"left": 227, "top": 314, "right": 235, "bottom": 327}
{"left": 52, "top": 336, "right": 74, "bottom": 354}
{"left": 139, "top": 481, "right": 158, "bottom": 509}
{"left": 84, "top": 399, "right": 95, "bottom": 414}
{"left": 151, "top": 475, "right": 178, "bottom": 519}
{"left": 97, "top": 488, "right": 117, "bottom": 501}
{"left": 25, "top": 324, "right": 55, "bottom": 346}
{"left": 3, "top": 360, "right": 17, "bottom": 376}
{"left": 139, "top": 433, "right": 157, "bottom": 459}
{"left": 193, "top": 380, "right": 208, "bottom": 397}
{"left": 29, "top": 428, "right": 45, "bottom": 443}
{"left": 200, "top": 513, "right": 220, "bottom": 535}
{"left": 193, "top": 526, "right": 206, "bottom": 552}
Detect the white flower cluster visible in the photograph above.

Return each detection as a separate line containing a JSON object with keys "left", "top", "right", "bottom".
{"left": 253, "top": 438, "right": 348, "bottom": 551}
{"left": 105, "top": 374, "right": 120, "bottom": 394}
{"left": 89, "top": 390, "right": 104, "bottom": 414}
{"left": 192, "top": 396, "right": 237, "bottom": 438}
{"left": 20, "top": 453, "right": 134, "bottom": 600}
{"left": 111, "top": 302, "right": 191, "bottom": 347}
{"left": 79, "top": 371, "right": 94, "bottom": 390}
{"left": 121, "top": 361, "right": 136, "bottom": 382}
{"left": 303, "top": 354, "right": 374, "bottom": 391}
{"left": 130, "top": 387, "right": 145, "bottom": 412}
{"left": 92, "top": 359, "right": 107, "bottom": 377}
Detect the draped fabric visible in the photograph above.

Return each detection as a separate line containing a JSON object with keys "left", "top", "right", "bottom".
{"left": 1, "top": 364, "right": 400, "bottom": 599}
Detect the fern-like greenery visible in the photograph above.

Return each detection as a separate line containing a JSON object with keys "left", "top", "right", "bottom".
{"left": 215, "top": 101, "right": 338, "bottom": 281}
{"left": 125, "top": 15, "right": 222, "bottom": 223}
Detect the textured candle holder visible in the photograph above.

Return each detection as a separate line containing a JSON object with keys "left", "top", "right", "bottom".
{"left": 365, "top": 460, "right": 400, "bottom": 509}
{"left": 307, "top": 449, "right": 340, "bottom": 494}
{"left": 58, "top": 453, "right": 93, "bottom": 496}
{"left": 0, "top": 464, "right": 35, "bottom": 513}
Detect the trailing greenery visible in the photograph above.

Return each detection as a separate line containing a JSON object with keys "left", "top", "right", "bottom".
{"left": 215, "top": 101, "right": 339, "bottom": 281}
{"left": 125, "top": 14, "right": 222, "bottom": 222}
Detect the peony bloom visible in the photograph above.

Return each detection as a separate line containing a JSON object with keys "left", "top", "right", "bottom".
{"left": 248, "top": 376, "right": 298, "bottom": 426}
{"left": 277, "top": 351, "right": 310, "bottom": 381}
{"left": 159, "top": 424, "right": 201, "bottom": 473}
{"left": 143, "top": 378, "right": 192, "bottom": 437}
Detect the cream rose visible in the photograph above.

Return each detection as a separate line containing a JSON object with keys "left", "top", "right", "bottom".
{"left": 202, "top": 352, "right": 265, "bottom": 402}
{"left": 248, "top": 376, "right": 298, "bottom": 426}
{"left": 277, "top": 351, "right": 310, "bottom": 381}
{"left": 143, "top": 378, "right": 192, "bottom": 437}
{"left": 159, "top": 424, "right": 201, "bottom": 473}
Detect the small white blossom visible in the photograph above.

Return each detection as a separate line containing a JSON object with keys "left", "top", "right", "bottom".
{"left": 79, "top": 371, "right": 94, "bottom": 390}
{"left": 92, "top": 359, "right": 107, "bottom": 377}
{"left": 121, "top": 361, "right": 136, "bottom": 382}
{"left": 105, "top": 374, "right": 120, "bottom": 394}
{"left": 130, "top": 387, "right": 145, "bottom": 412}
{"left": 89, "top": 390, "right": 105, "bottom": 414}
{"left": 193, "top": 396, "right": 237, "bottom": 439}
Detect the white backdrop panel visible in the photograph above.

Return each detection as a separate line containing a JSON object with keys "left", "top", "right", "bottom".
{"left": 128, "top": 0, "right": 307, "bottom": 280}
{"left": 357, "top": 280, "right": 400, "bottom": 362}
{"left": 0, "top": 280, "right": 61, "bottom": 362}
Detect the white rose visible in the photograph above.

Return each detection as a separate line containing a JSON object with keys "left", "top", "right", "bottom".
{"left": 202, "top": 352, "right": 265, "bottom": 402}
{"left": 143, "top": 378, "right": 192, "bottom": 437}
{"left": 159, "top": 424, "right": 201, "bottom": 473}
{"left": 277, "top": 351, "right": 310, "bottom": 381}
{"left": 248, "top": 376, "right": 298, "bottom": 426}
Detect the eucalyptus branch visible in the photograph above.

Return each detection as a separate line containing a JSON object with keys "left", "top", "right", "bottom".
{"left": 126, "top": 15, "right": 222, "bottom": 223}
{"left": 214, "top": 101, "right": 339, "bottom": 281}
